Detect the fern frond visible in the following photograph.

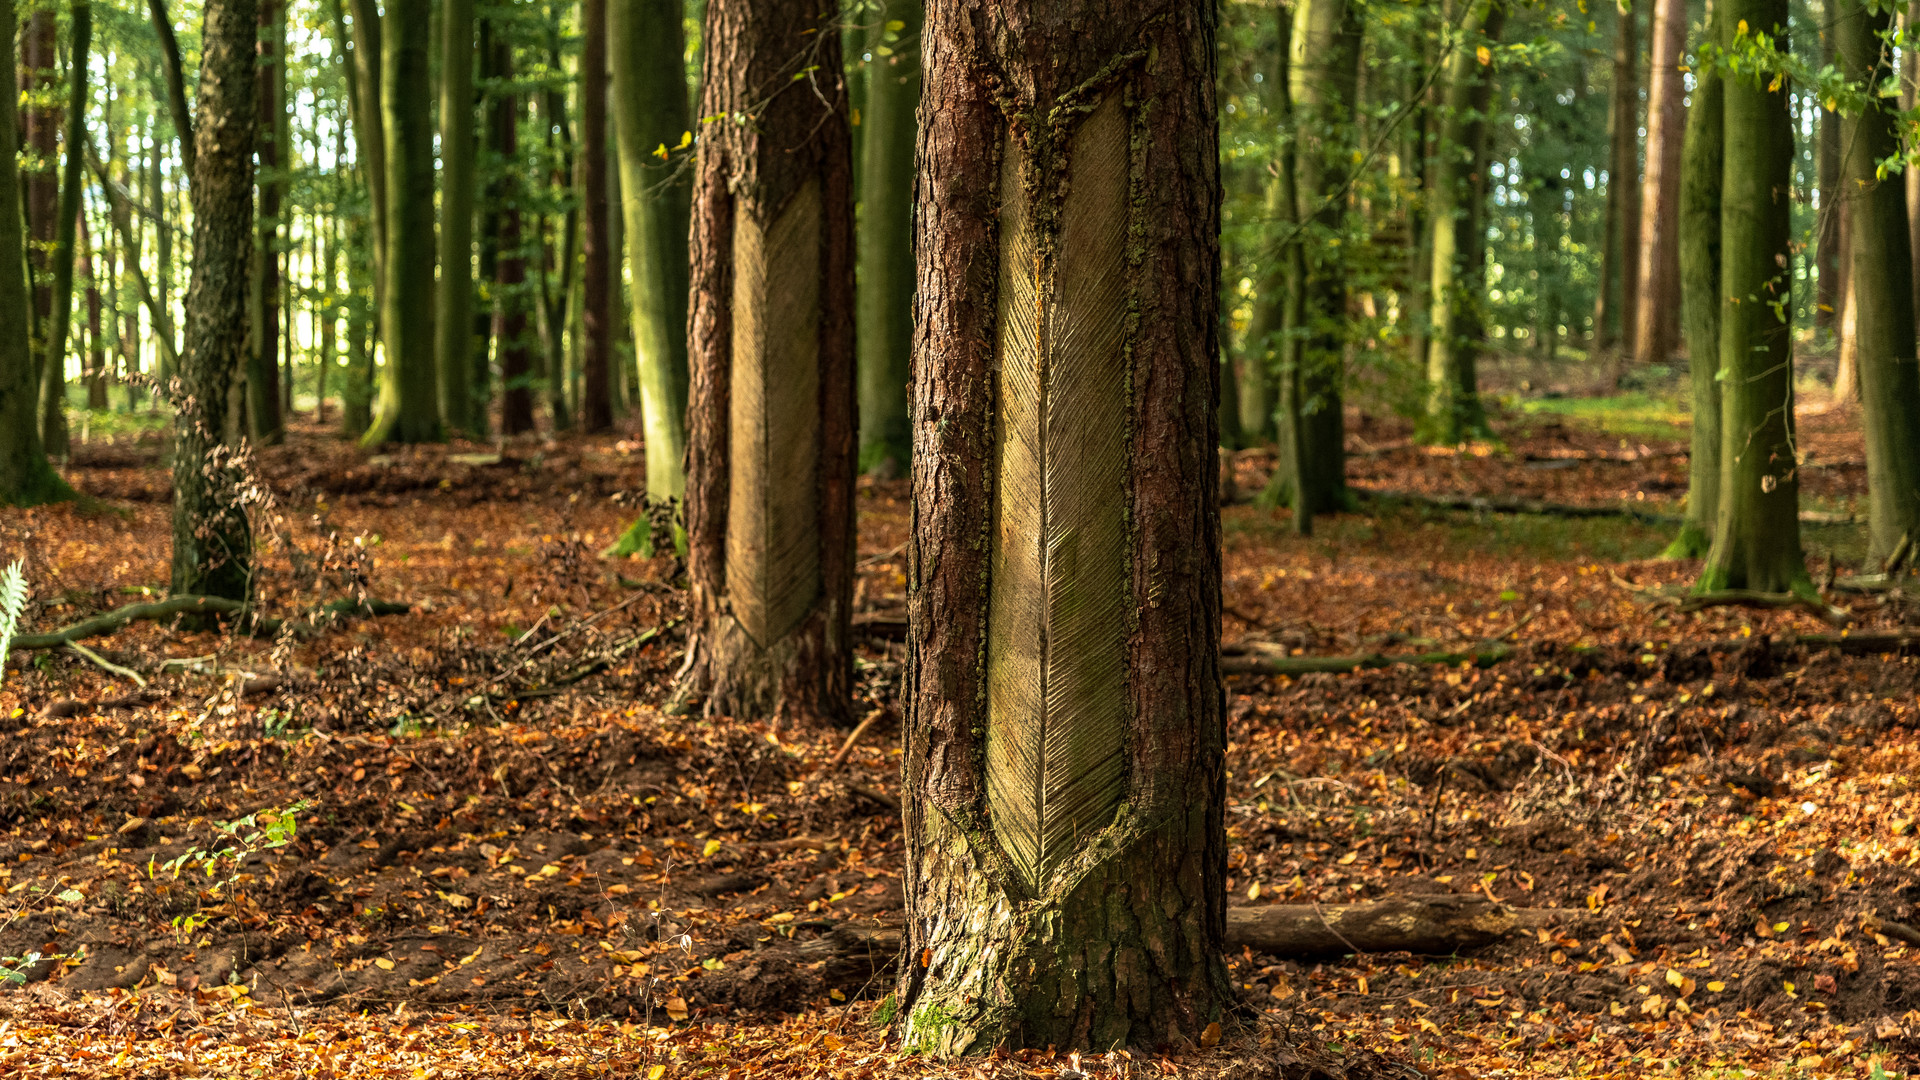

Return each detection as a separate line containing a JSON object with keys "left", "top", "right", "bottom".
{"left": 985, "top": 94, "right": 1133, "bottom": 887}
{"left": 0, "top": 561, "right": 28, "bottom": 688}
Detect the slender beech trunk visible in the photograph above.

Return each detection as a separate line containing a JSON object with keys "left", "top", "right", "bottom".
{"left": 1279, "top": 0, "right": 1359, "bottom": 520}
{"left": 1237, "top": 6, "right": 1291, "bottom": 450}
{"left": 436, "top": 0, "right": 478, "bottom": 434}
{"left": 538, "top": 19, "right": 577, "bottom": 433}
{"left": 578, "top": 0, "right": 614, "bottom": 433}
{"left": 1699, "top": 0, "right": 1808, "bottom": 595}
{"left": 1419, "top": 0, "right": 1503, "bottom": 444}
{"left": 854, "top": 0, "right": 920, "bottom": 476}
{"left": 151, "top": 105, "right": 175, "bottom": 386}
{"left": 1837, "top": 0, "right": 1920, "bottom": 564}
{"left": 172, "top": 0, "right": 259, "bottom": 603}
{"left": 343, "top": 0, "right": 387, "bottom": 397}
{"left": 1594, "top": 0, "right": 1639, "bottom": 354}
{"left": 148, "top": 0, "right": 194, "bottom": 175}
{"left": 901, "top": 0, "right": 1230, "bottom": 1053}
{"left": 364, "top": 0, "right": 440, "bottom": 443}
{"left": 319, "top": 203, "right": 335, "bottom": 424}
{"left": 0, "top": 0, "right": 72, "bottom": 505}
{"left": 680, "top": 0, "right": 856, "bottom": 723}
{"left": 1905, "top": 4, "right": 1920, "bottom": 324}
{"left": 491, "top": 35, "right": 534, "bottom": 436}
{"left": 1633, "top": 0, "right": 1685, "bottom": 364}
{"left": 248, "top": 0, "right": 285, "bottom": 444}
{"left": 81, "top": 216, "right": 104, "bottom": 408}
{"left": 23, "top": 6, "right": 57, "bottom": 417}
{"left": 40, "top": 1, "right": 91, "bottom": 458}
{"left": 1666, "top": 2, "right": 1723, "bottom": 560}
{"left": 1816, "top": 15, "right": 1841, "bottom": 336}
{"left": 609, "top": 0, "right": 693, "bottom": 509}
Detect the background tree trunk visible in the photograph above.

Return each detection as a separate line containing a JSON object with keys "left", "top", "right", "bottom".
{"left": 1238, "top": 4, "right": 1292, "bottom": 452}
{"left": 855, "top": 0, "right": 921, "bottom": 477}
{"left": 1633, "top": 0, "right": 1685, "bottom": 365}
{"left": 1594, "top": 0, "right": 1639, "bottom": 355}
{"left": 900, "top": 0, "right": 1231, "bottom": 1054}
{"left": 680, "top": 0, "right": 856, "bottom": 723}
{"left": 491, "top": 34, "right": 534, "bottom": 437}
{"left": 609, "top": 0, "right": 693, "bottom": 506}
{"left": 1837, "top": 0, "right": 1920, "bottom": 564}
{"left": 23, "top": 6, "right": 58, "bottom": 448}
{"left": 249, "top": 0, "right": 285, "bottom": 444}
{"left": 171, "top": 0, "right": 259, "bottom": 602}
{"left": 0, "top": 0, "right": 72, "bottom": 505}
{"left": 81, "top": 215, "right": 104, "bottom": 408}
{"left": 1420, "top": 0, "right": 1503, "bottom": 444}
{"left": 1700, "top": 0, "right": 1808, "bottom": 595}
{"left": 1665, "top": 3, "right": 1722, "bottom": 560}
{"left": 1282, "top": 0, "right": 1360, "bottom": 518}
{"left": 39, "top": 1, "right": 90, "bottom": 459}
{"left": 365, "top": 0, "right": 440, "bottom": 444}
{"left": 1816, "top": 15, "right": 1842, "bottom": 337}
{"left": 435, "top": 0, "right": 478, "bottom": 435}
{"left": 578, "top": 0, "right": 614, "bottom": 434}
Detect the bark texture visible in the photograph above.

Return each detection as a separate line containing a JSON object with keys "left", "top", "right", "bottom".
{"left": 579, "top": 0, "right": 614, "bottom": 433}
{"left": 610, "top": 0, "right": 693, "bottom": 503}
{"left": 1700, "top": 0, "right": 1808, "bottom": 595}
{"left": 1836, "top": 0, "right": 1920, "bottom": 564}
{"left": 680, "top": 0, "right": 856, "bottom": 724}
{"left": 435, "top": 0, "right": 478, "bottom": 434}
{"left": 366, "top": 0, "right": 439, "bottom": 444}
{"left": 1666, "top": 3, "right": 1722, "bottom": 560}
{"left": 1632, "top": 0, "right": 1685, "bottom": 365}
{"left": 855, "top": 0, "right": 922, "bottom": 477}
{"left": 249, "top": 0, "right": 285, "bottom": 445}
{"left": 170, "top": 0, "right": 259, "bottom": 602}
{"left": 1594, "top": 0, "right": 1639, "bottom": 353}
{"left": 490, "top": 35, "right": 534, "bottom": 436}
{"left": 39, "top": 0, "right": 90, "bottom": 459}
{"left": 0, "top": 0, "right": 72, "bottom": 505}
{"left": 1237, "top": 4, "right": 1293, "bottom": 452}
{"left": 901, "top": 0, "right": 1230, "bottom": 1054}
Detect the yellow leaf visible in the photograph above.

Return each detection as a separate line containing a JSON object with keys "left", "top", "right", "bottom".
{"left": 1665, "top": 969, "right": 1696, "bottom": 998}
{"left": 665, "top": 996, "right": 689, "bottom": 1021}
{"left": 648, "top": 1066, "right": 666, "bottom": 1080}
{"left": 1707, "top": 980, "right": 1726, "bottom": 992}
{"left": 1773, "top": 921, "right": 1790, "bottom": 933}
{"left": 653, "top": 143, "right": 669, "bottom": 160}
{"left": 1200, "top": 1021, "right": 1222, "bottom": 1047}
{"left": 1825, "top": 97, "right": 1838, "bottom": 113}
{"left": 1337, "top": 851, "right": 1358, "bottom": 865}
{"left": 1417, "top": 1018, "right": 1443, "bottom": 1035}
{"left": 677, "top": 130, "right": 692, "bottom": 149}
{"left": 829, "top": 988, "right": 846, "bottom": 1001}
{"left": 1768, "top": 74, "right": 1783, "bottom": 93}
{"left": 1476, "top": 45, "right": 1491, "bottom": 66}
{"left": 1737, "top": 19, "right": 1749, "bottom": 35}
{"left": 703, "top": 839, "right": 723, "bottom": 859}
{"left": 884, "top": 19, "right": 905, "bottom": 31}
{"left": 1783, "top": 980, "right": 1797, "bottom": 997}
{"left": 375, "top": 958, "right": 395, "bottom": 971}
{"left": 1247, "top": 881, "right": 1262, "bottom": 900}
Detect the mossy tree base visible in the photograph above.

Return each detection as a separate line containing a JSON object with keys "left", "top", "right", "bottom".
{"left": 1659, "top": 520, "right": 1712, "bottom": 560}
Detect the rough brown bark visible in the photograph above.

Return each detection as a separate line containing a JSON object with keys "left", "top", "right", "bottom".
{"left": 900, "top": 0, "right": 1230, "bottom": 1055}
{"left": 22, "top": 6, "right": 58, "bottom": 446}
{"left": 578, "top": 0, "right": 614, "bottom": 433}
{"left": 680, "top": 0, "right": 856, "bottom": 724}
{"left": 170, "top": 0, "right": 259, "bottom": 603}
{"left": 1633, "top": 0, "right": 1685, "bottom": 364}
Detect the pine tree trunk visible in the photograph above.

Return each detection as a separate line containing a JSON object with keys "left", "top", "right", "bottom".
{"left": 491, "top": 33, "right": 534, "bottom": 437}
{"left": 1837, "top": 0, "right": 1920, "bottom": 563}
{"left": 0, "top": 0, "right": 72, "bottom": 505}
{"left": 1594, "top": 0, "right": 1639, "bottom": 354}
{"left": 853, "top": 0, "right": 920, "bottom": 477}
{"left": 680, "top": 0, "right": 856, "bottom": 723}
{"left": 363, "top": 0, "right": 440, "bottom": 444}
{"left": 1282, "top": 0, "right": 1359, "bottom": 517}
{"left": 40, "top": 1, "right": 90, "bottom": 459}
{"left": 435, "top": 0, "right": 477, "bottom": 434}
{"left": 1666, "top": 2, "right": 1722, "bottom": 560}
{"left": 171, "top": 0, "right": 258, "bottom": 602}
{"left": 579, "top": 0, "right": 615, "bottom": 433}
{"left": 901, "top": 0, "right": 1231, "bottom": 1053}
{"left": 610, "top": 0, "right": 692, "bottom": 505}
{"left": 1633, "top": 0, "right": 1684, "bottom": 365}
{"left": 1419, "top": 0, "right": 1503, "bottom": 444}
{"left": 1699, "top": 0, "right": 1808, "bottom": 595}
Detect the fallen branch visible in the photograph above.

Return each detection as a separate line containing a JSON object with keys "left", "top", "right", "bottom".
{"left": 826, "top": 708, "right": 891, "bottom": 773}
{"left": 1366, "top": 490, "right": 1858, "bottom": 527}
{"left": 9, "top": 595, "right": 410, "bottom": 652}
{"left": 1671, "top": 590, "right": 1851, "bottom": 625}
{"left": 1223, "top": 644, "right": 1514, "bottom": 676}
{"left": 65, "top": 641, "right": 147, "bottom": 687}
{"left": 1859, "top": 913, "right": 1920, "bottom": 948}
{"left": 1226, "top": 896, "right": 1585, "bottom": 957}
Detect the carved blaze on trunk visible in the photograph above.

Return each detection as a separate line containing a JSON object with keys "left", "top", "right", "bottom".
{"left": 680, "top": 0, "right": 855, "bottom": 724}
{"left": 901, "top": 0, "right": 1229, "bottom": 1056}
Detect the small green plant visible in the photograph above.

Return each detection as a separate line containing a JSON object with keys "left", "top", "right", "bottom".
{"left": 149, "top": 800, "right": 314, "bottom": 940}
{"left": 0, "top": 560, "right": 28, "bottom": 687}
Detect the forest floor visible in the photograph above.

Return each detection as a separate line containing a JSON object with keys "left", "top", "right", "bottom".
{"left": 0, "top": 372, "right": 1915, "bottom": 1078}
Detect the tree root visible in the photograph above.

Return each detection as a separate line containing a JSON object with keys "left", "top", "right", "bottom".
{"left": 9, "top": 595, "right": 410, "bottom": 651}
{"left": 1670, "top": 590, "right": 1852, "bottom": 626}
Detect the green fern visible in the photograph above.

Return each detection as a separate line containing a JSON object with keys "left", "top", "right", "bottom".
{"left": 0, "top": 561, "right": 25, "bottom": 688}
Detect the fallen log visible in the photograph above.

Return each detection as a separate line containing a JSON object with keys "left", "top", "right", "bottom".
{"left": 8, "top": 595, "right": 411, "bottom": 651}
{"left": 1225, "top": 896, "right": 1584, "bottom": 957}
{"left": 1222, "top": 644, "right": 1513, "bottom": 676}
{"left": 1366, "top": 490, "right": 1857, "bottom": 527}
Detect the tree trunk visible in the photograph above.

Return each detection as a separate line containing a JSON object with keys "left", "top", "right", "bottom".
{"left": 1905, "top": 4, "right": 1920, "bottom": 324}
{"left": 578, "top": 0, "right": 615, "bottom": 433}
{"left": 81, "top": 215, "right": 105, "bottom": 409}
{"left": 491, "top": 34, "right": 534, "bottom": 436}
{"left": 1281, "top": 0, "right": 1360, "bottom": 518}
{"left": 1665, "top": 2, "right": 1722, "bottom": 561}
{"left": 0, "top": 0, "right": 73, "bottom": 505}
{"left": 901, "top": 0, "right": 1231, "bottom": 1054}
{"left": 1419, "top": 0, "right": 1503, "bottom": 445}
{"left": 39, "top": 1, "right": 91, "bottom": 459}
{"left": 171, "top": 0, "right": 259, "bottom": 603}
{"left": 150, "top": 120, "right": 175, "bottom": 388}
{"left": 610, "top": 0, "right": 692, "bottom": 506}
{"left": 1837, "top": 0, "right": 1920, "bottom": 564}
{"left": 1633, "top": 0, "right": 1685, "bottom": 365}
{"left": 435, "top": 0, "right": 477, "bottom": 435}
{"left": 1699, "top": 0, "right": 1808, "bottom": 595}
{"left": 680, "top": 0, "right": 856, "bottom": 723}
{"left": 248, "top": 0, "right": 285, "bottom": 445}
{"left": 1238, "top": 5, "right": 1293, "bottom": 456}
{"left": 363, "top": 0, "right": 440, "bottom": 444}
{"left": 1594, "top": 0, "right": 1639, "bottom": 354}
{"left": 148, "top": 0, "right": 194, "bottom": 175}
{"left": 1816, "top": 17, "right": 1842, "bottom": 336}
{"left": 854, "top": 0, "right": 920, "bottom": 477}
